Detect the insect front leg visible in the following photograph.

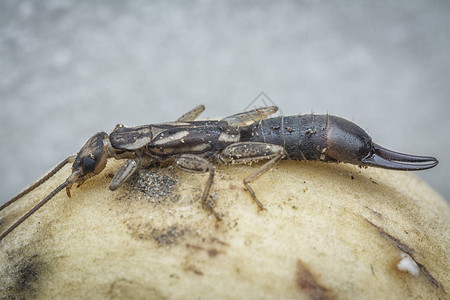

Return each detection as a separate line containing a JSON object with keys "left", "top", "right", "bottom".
{"left": 109, "top": 157, "right": 143, "bottom": 191}
{"left": 218, "top": 142, "right": 286, "bottom": 210}
{"left": 174, "top": 154, "right": 220, "bottom": 220}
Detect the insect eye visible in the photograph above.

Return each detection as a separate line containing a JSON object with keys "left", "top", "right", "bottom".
{"left": 83, "top": 156, "right": 97, "bottom": 174}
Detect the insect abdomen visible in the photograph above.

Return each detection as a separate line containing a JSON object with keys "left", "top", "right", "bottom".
{"left": 243, "top": 115, "right": 329, "bottom": 161}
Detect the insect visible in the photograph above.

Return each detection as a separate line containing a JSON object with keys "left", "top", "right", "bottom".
{"left": 0, "top": 106, "right": 438, "bottom": 241}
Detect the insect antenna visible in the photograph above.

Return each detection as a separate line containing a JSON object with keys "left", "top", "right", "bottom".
{"left": 0, "top": 156, "right": 75, "bottom": 212}
{"left": 0, "top": 181, "right": 68, "bottom": 241}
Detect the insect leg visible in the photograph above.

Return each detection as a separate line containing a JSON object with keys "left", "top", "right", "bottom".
{"left": 176, "top": 105, "right": 206, "bottom": 122}
{"left": 174, "top": 154, "right": 220, "bottom": 220}
{"left": 221, "top": 106, "right": 278, "bottom": 127}
{"left": 0, "top": 155, "right": 76, "bottom": 212}
{"left": 218, "top": 142, "right": 286, "bottom": 210}
{"left": 109, "top": 157, "right": 143, "bottom": 191}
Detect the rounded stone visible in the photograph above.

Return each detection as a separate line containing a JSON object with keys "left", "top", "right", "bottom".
{"left": 0, "top": 160, "right": 448, "bottom": 299}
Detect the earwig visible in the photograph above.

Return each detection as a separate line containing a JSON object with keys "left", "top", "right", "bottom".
{"left": 0, "top": 106, "right": 438, "bottom": 241}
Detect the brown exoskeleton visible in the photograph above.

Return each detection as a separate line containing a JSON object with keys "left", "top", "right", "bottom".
{"left": 0, "top": 105, "right": 438, "bottom": 241}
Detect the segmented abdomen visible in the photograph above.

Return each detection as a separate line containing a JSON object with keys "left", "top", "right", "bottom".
{"left": 242, "top": 115, "right": 329, "bottom": 161}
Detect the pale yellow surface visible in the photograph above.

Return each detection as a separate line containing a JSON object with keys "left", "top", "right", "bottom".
{"left": 0, "top": 160, "right": 449, "bottom": 299}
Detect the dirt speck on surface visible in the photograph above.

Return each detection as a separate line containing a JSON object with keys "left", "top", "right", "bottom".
{"left": 295, "top": 259, "right": 335, "bottom": 300}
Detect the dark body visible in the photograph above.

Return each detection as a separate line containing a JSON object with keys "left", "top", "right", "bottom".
{"left": 241, "top": 115, "right": 329, "bottom": 161}
{"left": 0, "top": 105, "right": 438, "bottom": 242}
{"left": 241, "top": 114, "right": 372, "bottom": 165}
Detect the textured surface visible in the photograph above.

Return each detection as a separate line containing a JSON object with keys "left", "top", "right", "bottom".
{"left": 0, "top": 0, "right": 449, "bottom": 204}
{"left": 0, "top": 160, "right": 449, "bottom": 299}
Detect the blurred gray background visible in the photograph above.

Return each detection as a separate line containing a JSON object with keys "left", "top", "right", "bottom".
{"left": 1, "top": 0, "right": 449, "bottom": 205}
